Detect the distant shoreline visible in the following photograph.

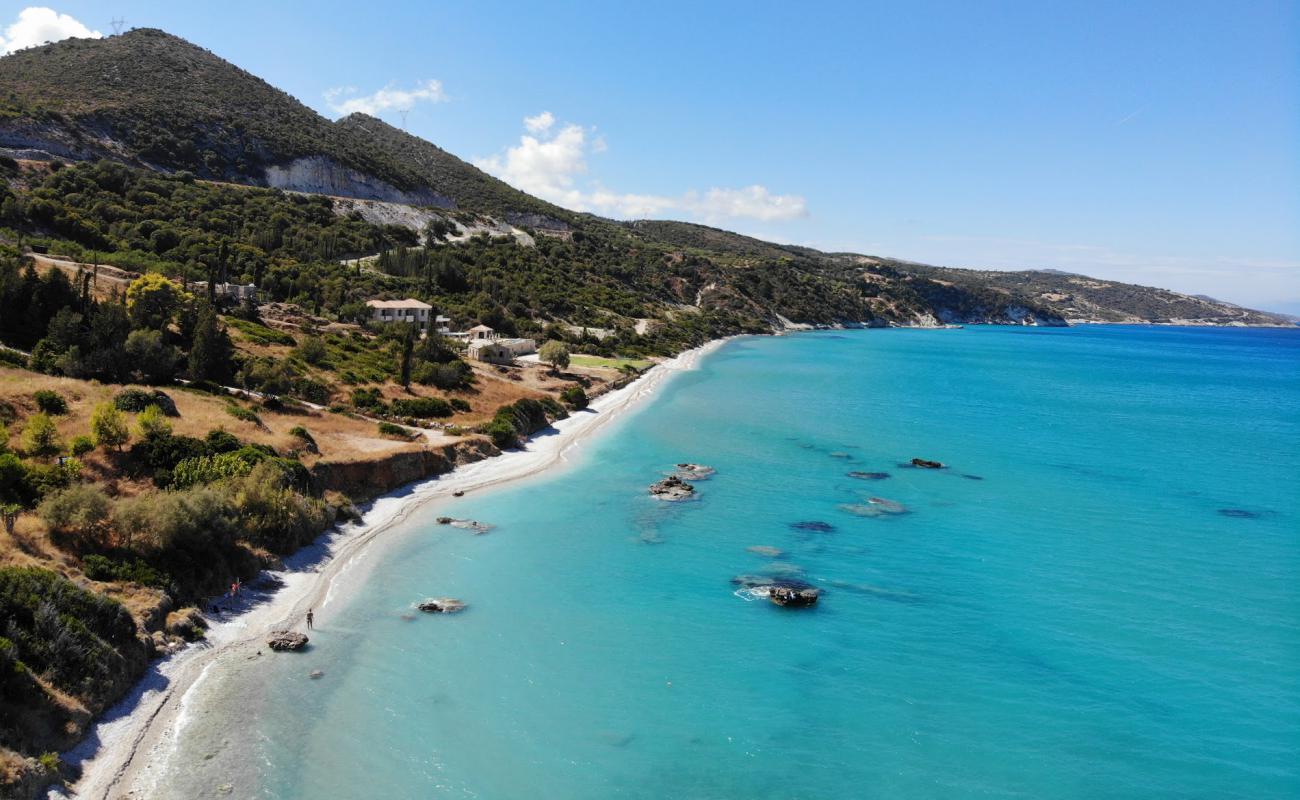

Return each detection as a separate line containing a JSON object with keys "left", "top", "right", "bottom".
{"left": 64, "top": 337, "right": 732, "bottom": 800}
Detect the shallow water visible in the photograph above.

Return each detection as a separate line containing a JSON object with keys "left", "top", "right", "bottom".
{"left": 153, "top": 326, "right": 1300, "bottom": 799}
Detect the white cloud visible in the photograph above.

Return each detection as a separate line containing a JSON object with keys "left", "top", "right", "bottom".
{"left": 523, "top": 111, "right": 554, "bottom": 133}
{"left": 0, "top": 6, "right": 101, "bottom": 55}
{"left": 325, "top": 79, "right": 447, "bottom": 117}
{"left": 476, "top": 113, "right": 807, "bottom": 223}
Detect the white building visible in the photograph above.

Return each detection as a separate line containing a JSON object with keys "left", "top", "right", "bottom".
{"left": 367, "top": 298, "right": 433, "bottom": 329}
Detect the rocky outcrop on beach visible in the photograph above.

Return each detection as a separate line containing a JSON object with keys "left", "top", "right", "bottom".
{"left": 650, "top": 475, "right": 696, "bottom": 500}
{"left": 266, "top": 631, "right": 309, "bottom": 651}
{"left": 418, "top": 598, "right": 467, "bottom": 613}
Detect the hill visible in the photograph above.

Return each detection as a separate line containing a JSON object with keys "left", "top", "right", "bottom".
{"left": 1, "top": 29, "right": 1287, "bottom": 330}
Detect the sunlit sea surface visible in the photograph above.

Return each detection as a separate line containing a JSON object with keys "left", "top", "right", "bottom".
{"left": 151, "top": 326, "right": 1300, "bottom": 799}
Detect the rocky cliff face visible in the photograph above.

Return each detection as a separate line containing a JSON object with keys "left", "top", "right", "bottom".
{"left": 310, "top": 439, "right": 497, "bottom": 500}
{"left": 264, "top": 156, "right": 454, "bottom": 208}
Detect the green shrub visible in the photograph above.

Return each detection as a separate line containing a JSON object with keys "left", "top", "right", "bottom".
{"left": 450, "top": 398, "right": 471, "bottom": 413}
{"left": 225, "top": 404, "right": 261, "bottom": 425}
{"left": 136, "top": 405, "right": 172, "bottom": 438}
{"left": 0, "top": 566, "right": 137, "bottom": 701}
{"left": 33, "top": 390, "right": 68, "bottom": 415}
{"left": 39, "top": 484, "right": 111, "bottom": 538}
{"left": 485, "top": 419, "right": 516, "bottom": 449}
{"left": 350, "top": 387, "right": 384, "bottom": 410}
{"left": 69, "top": 434, "right": 96, "bottom": 456}
{"left": 81, "top": 555, "right": 171, "bottom": 590}
{"left": 170, "top": 447, "right": 269, "bottom": 488}
{"left": 390, "top": 397, "right": 453, "bottom": 418}
{"left": 293, "top": 336, "right": 328, "bottom": 365}
{"left": 91, "top": 402, "right": 129, "bottom": 451}
{"left": 113, "top": 388, "right": 177, "bottom": 414}
{"left": 21, "top": 412, "right": 62, "bottom": 459}
{"left": 560, "top": 386, "right": 589, "bottom": 410}
{"left": 377, "top": 422, "right": 412, "bottom": 439}
{"left": 204, "top": 428, "right": 242, "bottom": 454}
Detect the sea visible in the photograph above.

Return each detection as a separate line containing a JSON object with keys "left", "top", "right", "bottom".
{"left": 144, "top": 326, "right": 1300, "bottom": 799}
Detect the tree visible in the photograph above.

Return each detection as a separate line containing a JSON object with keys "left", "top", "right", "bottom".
{"left": 21, "top": 413, "right": 62, "bottom": 459}
{"left": 399, "top": 327, "right": 415, "bottom": 389}
{"left": 189, "top": 304, "right": 234, "bottom": 384}
{"left": 91, "top": 402, "right": 129, "bottom": 451}
{"left": 124, "top": 329, "right": 179, "bottom": 384}
{"left": 126, "top": 273, "right": 190, "bottom": 330}
{"left": 38, "top": 484, "right": 111, "bottom": 542}
{"left": 136, "top": 405, "right": 172, "bottom": 439}
{"left": 539, "top": 340, "right": 570, "bottom": 374}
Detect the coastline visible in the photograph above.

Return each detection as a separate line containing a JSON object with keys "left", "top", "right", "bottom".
{"left": 61, "top": 337, "right": 730, "bottom": 800}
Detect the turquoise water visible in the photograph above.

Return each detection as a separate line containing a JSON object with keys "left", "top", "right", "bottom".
{"left": 160, "top": 326, "right": 1299, "bottom": 799}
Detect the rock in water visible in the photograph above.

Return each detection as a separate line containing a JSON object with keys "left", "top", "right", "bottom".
{"left": 848, "top": 471, "right": 891, "bottom": 480}
{"left": 746, "top": 545, "right": 784, "bottom": 557}
{"left": 866, "top": 497, "right": 907, "bottom": 514}
{"left": 673, "top": 463, "right": 716, "bottom": 480}
{"left": 267, "top": 631, "right": 309, "bottom": 651}
{"left": 790, "top": 520, "right": 836, "bottom": 533}
{"left": 650, "top": 475, "right": 696, "bottom": 501}
{"left": 768, "top": 586, "right": 820, "bottom": 608}
{"left": 910, "top": 458, "right": 945, "bottom": 469}
{"left": 418, "top": 597, "right": 467, "bottom": 613}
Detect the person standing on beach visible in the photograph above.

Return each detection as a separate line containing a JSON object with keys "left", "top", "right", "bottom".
{"left": 306, "top": 608, "right": 314, "bottom": 630}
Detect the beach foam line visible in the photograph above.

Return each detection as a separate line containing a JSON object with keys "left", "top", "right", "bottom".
{"left": 65, "top": 336, "right": 733, "bottom": 800}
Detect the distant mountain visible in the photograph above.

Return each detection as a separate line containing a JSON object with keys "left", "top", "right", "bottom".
{"left": 0, "top": 29, "right": 1289, "bottom": 329}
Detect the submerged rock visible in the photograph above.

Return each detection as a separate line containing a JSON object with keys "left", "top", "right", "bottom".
{"left": 838, "top": 503, "right": 885, "bottom": 517}
{"left": 909, "top": 458, "right": 946, "bottom": 469}
{"left": 961, "top": 474, "right": 984, "bottom": 481}
{"left": 309, "top": 669, "right": 325, "bottom": 679}
{"left": 848, "top": 471, "right": 891, "bottom": 480}
{"left": 674, "top": 463, "right": 716, "bottom": 480}
{"left": 650, "top": 475, "right": 696, "bottom": 501}
{"left": 418, "top": 597, "right": 467, "bottom": 614}
{"left": 829, "top": 452, "right": 853, "bottom": 460}
{"left": 789, "top": 520, "right": 836, "bottom": 533}
{"left": 266, "top": 631, "right": 309, "bottom": 651}
{"left": 1218, "top": 508, "right": 1262, "bottom": 519}
{"left": 746, "top": 545, "right": 784, "bottom": 557}
{"left": 436, "top": 517, "right": 494, "bottom": 533}
{"left": 866, "top": 497, "right": 907, "bottom": 514}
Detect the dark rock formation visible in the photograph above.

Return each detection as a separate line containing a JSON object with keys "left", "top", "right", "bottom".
{"left": 768, "top": 586, "right": 820, "bottom": 608}
{"left": 790, "top": 520, "right": 836, "bottom": 532}
{"left": 418, "top": 597, "right": 466, "bottom": 613}
{"left": 650, "top": 475, "right": 696, "bottom": 500}
{"left": 267, "top": 631, "right": 309, "bottom": 651}
{"left": 909, "top": 458, "right": 945, "bottom": 469}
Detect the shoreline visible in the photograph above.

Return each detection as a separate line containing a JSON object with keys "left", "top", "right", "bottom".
{"left": 61, "top": 337, "right": 731, "bottom": 799}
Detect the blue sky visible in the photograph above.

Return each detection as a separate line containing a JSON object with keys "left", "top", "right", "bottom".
{"left": 3, "top": 1, "right": 1298, "bottom": 311}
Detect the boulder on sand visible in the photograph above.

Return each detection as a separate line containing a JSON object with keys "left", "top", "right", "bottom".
{"left": 418, "top": 597, "right": 467, "bottom": 614}
{"left": 650, "top": 475, "right": 696, "bottom": 501}
{"left": 267, "top": 631, "right": 309, "bottom": 651}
